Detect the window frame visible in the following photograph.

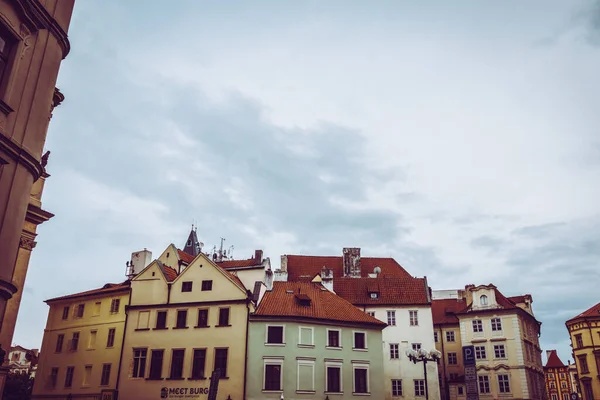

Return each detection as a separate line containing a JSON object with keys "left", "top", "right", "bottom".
{"left": 414, "top": 379, "right": 426, "bottom": 396}
{"left": 266, "top": 325, "right": 285, "bottom": 345}
{"left": 0, "top": 23, "right": 18, "bottom": 97}
{"left": 64, "top": 366, "right": 75, "bottom": 388}
{"left": 71, "top": 332, "right": 80, "bottom": 351}
{"left": 75, "top": 304, "right": 85, "bottom": 319}
{"left": 494, "top": 344, "right": 506, "bottom": 359}
{"left": 110, "top": 298, "right": 120, "bottom": 314}
{"left": 61, "top": 306, "right": 69, "bottom": 320}
{"left": 297, "top": 359, "right": 315, "bottom": 393}
{"left": 497, "top": 373, "right": 510, "bottom": 393}
{"left": 387, "top": 310, "right": 396, "bottom": 326}
{"left": 181, "top": 281, "right": 193, "bottom": 292}
{"left": 472, "top": 319, "right": 483, "bottom": 333}
{"left": 190, "top": 348, "right": 207, "bottom": 379}
{"left": 175, "top": 309, "right": 188, "bottom": 329}
{"left": 448, "top": 352, "right": 457, "bottom": 365}
{"left": 353, "top": 331, "right": 367, "bottom": 350}
{"left": 106, "top": 328, "right": 116, "bottom": 348}
{"left": 352, "top": 363, "right": 370, "bottom": 394}
{"left": 325, "top": 362, "right": 343, "bottom": 394}
{"left": 88, "top": 330, "right": 97, "bottom": 349}
{"left": 298, "top": 326, "right": 314, "bottom": 347}
{"left": 50, "top": 367, "right": 59, "bottom": 388}
{"left": 445, "top": 330, "right": 455, "bottom": 342}
{"left": 478, "top": 375, "right": 490, "bottom": 394}
{"left": 217, "top": 307, "right": 230, "bottom": 327}
{"left": 390, "top": 343, "right": 400, "bottom": 359}
{"left": 213, "top": 348, "right": 229, "bottom": 378}
{"left": 137, "top": 311, "right": 150, "bottom": 330}
{"left": 155, "top": 310, "right": 168, "bottom": 330}
{"left": 409, "top": 310, "right": 419, "bottom": 326}
{"left": 148, "top": 349, "right": 165, "bottom": 380}
{"left": 475, "top": 345, "right": 487, "bottom": 360}
{"left": 55, "top": 334, "right": 64, "bottom": 353}
{"left": 480, "top": 295, "right": 488, "bottom": 305}
{"left": 201, "top": 280, "right": 213, "bottom": 291}
{"left": 100, "top": 363, "right": 111, "bottom": 386}
{"left": 575, "top": 334, "right": 583, "bottom": 348}
{"left": 326, "top": 328, "right": 341, "bottom": 348}
{"left": 391, "top": 379, "right": 403, "bottom": 396}
{"left": 491, "top": 317, "right": 502, "bottom": 332}
{"left": 132, "top": 348, "right": 147, "bottom": 378}
{"left": 169, "top": 349, "right": 185, "bottom": 380}
{"left": 196, "top": 308, "right": 209, "bottom": 328}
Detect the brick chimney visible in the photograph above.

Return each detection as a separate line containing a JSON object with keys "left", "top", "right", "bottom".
{"left": 320, "top": 266, "right": 334, "bottom": 292}
{"left": 342, "top": 248, "right": 361, "bottom": 278}
{"left": 254, "top": 249, "right": 263, "bottom": 263}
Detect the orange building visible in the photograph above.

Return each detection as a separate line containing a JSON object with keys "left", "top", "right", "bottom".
{"left": 544, "top": 350, "right": 572, "bottom": 400}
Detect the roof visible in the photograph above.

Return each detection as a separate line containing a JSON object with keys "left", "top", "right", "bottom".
{"left": 156, "top": 260, "right": 178, "bottom": 282}
{"left": 432, "top": 298, "right": 466, "bottom": 325}
{"left": 333, "top": 277, "right": 430, "bottom": 306}
{"left": 46, "top": 281, "right": 130, "bottom": 303}
{"left": 177, "top": 249, "right": 195, "bottom": 264}
{"left": 182, "top": 228, "right": 201, "bottom": 257}
{"left": 457, "top": 287, "right": 520, "bottom": 313}
{"left": 508, "top": 294, "right": 531, "bottom": 304}
{"left": 285, "top": 254, "right": 412, "bottom": 281}
{"left": 175, "top": 251, "right": 247, "bottom": 291}
{"left": 545, "top": 350, "right": 566, "bottom": 369}
{"left": 218, "top": 258, "right": 262, "bottom": 269}
{"left": 567, "top": 302, "right": 600, "bottom": 323}
{"left": 255, "top": 282, "right": 387, "bottom": 327}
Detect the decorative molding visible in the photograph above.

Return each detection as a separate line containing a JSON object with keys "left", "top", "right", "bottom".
{"left": 0, "top": 279, "right": 18, "bottom": 300}
{"left": 25, "top": 203, "right": 54, "bottom": 225}
{"left": 49, "top": 88, "right": 64, "bottom": 120}
{"left": 19, "top": 22, "right": 32, "bottom": 60}
{"left": 0, "top": 134, "right": 44, "bottom": 180}
{"left": 19, "top": 236, "right": 36, "bottom": 251}
{"left": 0, "top": 99, "right": 14, "bottom": 116}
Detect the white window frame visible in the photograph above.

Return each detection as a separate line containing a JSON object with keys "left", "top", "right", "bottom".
{"left": 494, "top": 344, "right": 506, "bottom": 359}
{"left": 137, "top": 311, "right": 150, "bottom": 330}
{"left": 497, "top": 374, "right": 511, "bottom": 393}
{"left": 265, "top": 324, "right": 286, "bottom": 346}
{"left": 262, "top": 357, "right": 284, "bottom": 392}
{"left": 387, "top": 310, "right": 396, "bottom": 326}
{"left": 326, "top": 328, "right": 342, "bottom": 349}
{"left": 352, "top": 330, "right": 368, "bottom": 351}
{"left": 475, "top": 345, "right": 486, "bottom": 360}
{"left": 390, "top": 343, "right": 399, "bottom": 359}
{"left": 491, "top": 317, "right": 502, "bottom": 332}
{"left": 478, "top": 375, "right": 490, "bottom": 394}
{"left": 414, "top": 379, "right": 426, "bottom": 396}
{"left": 409, "top": 310, "right": 419, "bottom": 326}
{"left": 445, "top": 330, "right": 455, "bottom": 342}
{"left": 352, "top": 362, "right": 370, "bottom": 394}
{"left": 412, "top": 343, "right": 422, "bottom": 351}
{"left": 472, "top": 319, "right": 483, "bottom": 333}
{"left": 296, "top": 359, "right": 315, "bottom": 393}
{"left": 366, "top": 311, "right": 375, "bottom": 317}
{"left": 325, "top": 361, "right": 343, "bottom": 394}
{"left": 87, "top": 330, "right": 97, "bottom": 350}
{"left": 298, "top": 326, "right": 314, "bottom": 347}
{"left": 391, "top": 379, "right": 402, "bottom": 396}
{"left": 480, "top": 295, "right": 488, "bottom": 305}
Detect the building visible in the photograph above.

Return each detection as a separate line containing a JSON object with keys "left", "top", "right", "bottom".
{"left": 567, "top": 362, "right": 579, "bottom": 399}
{"left": 434, "top": 285, "right": 546, "bottom": 400}
{"left": 432, "top": 296, "right": 468, "bottom": 400}
{"left": 7, "top": 345, "right": 38, "bottom": 377}
{"left": 279, "top": 247, "right": 441, "bottom": 400}
{"left": 543, "top": 350, "right": 572, "bottom": 400}
{"left": 565, "top": 301, "right": 600, "bottom": 400}
{"left": 117, "top": 246, "right": 256, "bottom": 400}
{"left": 0, "top": 4, "right": 75, "bottom": 392}
{"left": 32, "top": 281, "right": 131, "bottom": 400}
{"left": 247, "top": 281, "right": 386, "bottom": 399}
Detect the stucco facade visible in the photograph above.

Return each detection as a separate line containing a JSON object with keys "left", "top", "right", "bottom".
{"left": 32, "top": 284, "right": 130, "bottom": 400}
{"left": 543, "top": 350, "right": 572, "bottom": 400}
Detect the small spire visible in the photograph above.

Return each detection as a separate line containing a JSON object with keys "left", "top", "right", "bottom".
{"left": 183, "top": 226, "right": 202, "bottom": 256}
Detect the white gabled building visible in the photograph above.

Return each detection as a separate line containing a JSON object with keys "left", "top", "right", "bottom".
{"left": 280, "top": 247, "right": 441, "bottom": 400}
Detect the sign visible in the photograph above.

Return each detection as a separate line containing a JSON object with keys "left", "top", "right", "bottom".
{"left": 207, "top": 369, "right": 222, "bottom": 400}
{"left": 463, "top": 345, "right": 479, "bottom": 400}
{"left": 159, "top": 387, "right": 210, "bottom": 399}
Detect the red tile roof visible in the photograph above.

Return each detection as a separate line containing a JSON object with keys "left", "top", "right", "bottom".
{"left": 333, "top": 277, "right": 429, "bottom": 306}
{"left": 432, "top": 298, "right": 466, "bottom": 325}
{"left": 544, "top": 350, "right": 566, "bottom": 368}
{"left": 508, "top": 294, "right": 531, "bottom": 304}
{"left": 157, "top": 261, "right": 179, "bottom": 282}
{"left": 218, "top": 258, "right": 262, "bottom": 269}
{"left": 285, "top": 255, "right": 411, "bottom": 281}
{"left": 255, "top": 282, "right": 386, "bottom": 327}
{"left": 567, "top": 302, "right": 600, "bottom": 323}
{"left": 177, "top": 249, "right": 195, "bottom": 264}
{"left": 46, "top": 281, "right": 130, "bottom": 303}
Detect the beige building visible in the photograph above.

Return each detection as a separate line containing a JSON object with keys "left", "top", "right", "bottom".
{"left": 32, "top": 282, "right": 130, "bottom": 400}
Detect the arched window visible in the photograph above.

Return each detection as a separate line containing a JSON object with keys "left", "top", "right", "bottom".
{"left": 480, "top": 295, "right": 488, "bottom": 305}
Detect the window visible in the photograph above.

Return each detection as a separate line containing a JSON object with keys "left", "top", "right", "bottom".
{"left": 267, "top": 326, "right": 284, "bottom": 344}
{"left": 93, "top": 302, "right": 101, "bottom": 316}
{"left": 201, "top": 280, "right": 213, "bottom": 291}
{"left": 156, "top": 311, "right": 167, "bottom": 329}
{"left": 149, "top": 350, "right": 164, "bottom": 379}
{"left": 0, "top": 27, "right": 14, "bottom": 84}
{"left": 475, "top": 345, "right": 486, "bottom": 359}
{"left": 82, "top": 365, "right": 92, "bottom": 386}
{"left": 137, "top": 311, "right": 150, "bottom": 329}
{"left": 88, "top": 330, "right": 97, "bottom": 349}
{"left": 191, "top": 349, "right": 206, "bottom": 379}
{"left": 548, "top": 372, "right": 554, "bottom": 379}
{"left": 559, "top": 372, "right": 566, "bottom": 379}
{"left": 562, "top": 394, "right": 569, "bottom": 400}
{"left": 64, "top": 366, "right": 74, "bottom": 388}
{"left": 367, "top": 311, "right": 375, "bottom": 317}
{"left": 354, "top": 332, "right": 366, "bottom": 349}
{"left": 218, "top": 308, "right": 230, "bottom": 326}
{"left": 75, "top": 304, "right": 85, "bottom": 318}
{"left": 472, "top": 319, "right": 483, "bottom": 332}
{"left": 446, "top": 331, "right": 455, "bottom": 342}
{"left": 182, "top": 281, "right": 193, "bottom": 292}
{"left": 390, "top": 343, "right": 399, "bottom": 359}
{"left": 551, "top": 394, "right": 558, "bottom": 400}
{"left": 498, "top": 374, "right": 510, "bottom": 393}
{"left": 71, "top": 332, "right": 79, "bottom": 351}
{"left": 176, "top": 310, "right": 188, "bottom": 329}
{"left": 409, "top": 310, "right": 419, "bottom": 326}
{"left": 110, "top": 299, "right": 120, "bottom": 313}
{"left": 197, "top": 309, "right": 208, "bottom": 327}
{"left": 106, "top": 328, "right": 116, "bottom": 347}
{"left": 478, "top": 375, "right": 490, "bottom": 393}
{"left": 55, "top": 334, "right": 64, "bottom": 352}
{"left": 434, "top": 332, "right": 438, "bottom": 342}
{"left": 412, "top": 343, "right": 422, "bottom": 351}
{"left": 392, "top": 379, "right": 402, "bottom": 396}
{"left": 369, "top": 292, "right": 378, "bottom": 299}
{"left": 448, "top": 352, "right": 457, "bottom": 365}
{"left": 327, "top": 329, "right": 340, "bottom": 347}
{"left": 100, "top": 364, "right": 111, "bottom": 386}
{"left": 458, "top": 386, "right": 464, "bottom": 395}
{"left": 50, "top": 367, "right": 58, "bottom": 388}
{"left": 62, "top": 306, "right": 69, "bottom": 320}
{"left": 414, "top": 379, "right": 425, "bottom": 396}
{"left": 133, "top": 349, "right": 147, "bottom": 378}
{"left": 561, "top": 381, "right": 567, "bottom": 389}
{"left": 214, "top": 348, "right": 228, "bottom": 377}
{"left": 170, "top": 349, "right": 185, "bottom": 379}
{"left": 494, "top": 344, "right": 506, "bottom": 358}
{"left": 354, "top": 366, "right": 369, "bottom": 394}
{"left": 578, "top": 355, "right": 589, "bottom": 373}
{"left": 299, "top": 327, "right": 313, "bottom": 346}
{"left": 550, "top": 381, "right": 556, "bottom": 389}
{"left": 264, "top": 362, "right": 282, "bottom": 391}
{"left": 491, "top": 317, "right": 502, "bottom": 331}
{"left": 387, "top": 311, "right": 396, "bottom": 326}
{"left": 480, "top": 295, "right": 488, "bottom": 305}
{"left": 575, "top": 334, "right": 583, "bottom": 349}
{"left": 326, "top": 365, "right": 342, "bottom": 393}
{"left": 297, "top": 360, "right": 314, "bottom": 392}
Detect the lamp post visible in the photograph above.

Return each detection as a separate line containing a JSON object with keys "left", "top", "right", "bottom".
{"left": 406, "top": 348, "right": 441, "bottom": 400}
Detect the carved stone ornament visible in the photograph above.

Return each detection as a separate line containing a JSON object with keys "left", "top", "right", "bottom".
{"left": 19, "top": 236, "right": 37, "bottom": 251}
{"left": 20, "top": 23, "right": 33, "bottom": 60}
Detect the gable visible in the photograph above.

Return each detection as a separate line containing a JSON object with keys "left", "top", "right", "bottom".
{"left": 157, "top": 244, "right": 181, "bottom": 272}
{"left": 130, "top": 261, "right": 169, "bottom": 306}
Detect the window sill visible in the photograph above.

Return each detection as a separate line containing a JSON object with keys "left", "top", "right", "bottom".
{"left": 353, "top": 393, "right": 371, "bottom": 396}
{"left": 296, "top": 390, "right": 316, "bottom": 394}
{"left": 209, "top": 376, "right": 229, "bottom": 380}
{"left": 173, "top": 326, "right": 189, "bottom": 330}
{"left": 146, "top": 378, "right": 164, "bottom": 381}
{"left": 187, "top": 377, "right": 207, "bottom": 381}
{"left": 298, "top": 344, "right": 315, "bottom": 348}
{"left": 324, "top": 392, "right": 344, "bottom": 395}
{"left": 353, "top": 348, "right": 368, "bottom": 352}
{"left": 326, "top": 346, "right": 342, "bottom": 350}
{"left": 262, "top": 390, "right": 283, "bottom": 393}
{"left": 265, "top": 343, "right": 286, "bottom": 346}
{"left": 215, "top": 324, "right": 232, "bottom": 328}
{"left": 86, "top": 348, "right": 95, "bottom": 351}
{"left": 166, "top": 377, "right": 185, "bottom": 381}
{"left": 153, "top": 327, "right": 168, "bottom": 330}
{"left": 194, "top": 325, "right": 210, "bottom": 329}
{"left": 135, "top": 328, "right": 150, "bottom": 331}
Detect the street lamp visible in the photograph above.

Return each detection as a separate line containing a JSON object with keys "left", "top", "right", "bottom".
{"left": 406, "top": 348, "right": 441, "bottom": 400}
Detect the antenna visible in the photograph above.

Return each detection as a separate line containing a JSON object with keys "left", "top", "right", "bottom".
{"left": 228, "top": 245, "right": 234, "bottom": 260}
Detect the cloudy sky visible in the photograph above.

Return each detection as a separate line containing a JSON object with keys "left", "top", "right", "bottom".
{"left": 14, "top": 0, "right": 600, "bottom": 363}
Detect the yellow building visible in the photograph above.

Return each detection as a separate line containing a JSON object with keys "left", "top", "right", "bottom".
{"left": 543, "top": 350, "right": 572, "bottom": 400}
{"left": 32, "top": 281, "right": 131, "bottom": 400}
{"left": 117, "top": 246, "right": 255, "bottom": 400}
{"left": 566, "top": 301, "right": 600, "bottom": 400}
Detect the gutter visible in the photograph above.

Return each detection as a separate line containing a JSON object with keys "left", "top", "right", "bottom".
{"left": 115, "top": 285, "right": 133, "bottom": 396}
{"left": 424, "top": 276, "right": 432, "bottom": 303}
{"left": 167, "top": 283, "right": 172, "bottom": 304}
{"left": 243, "top": 296, "right": 251, "bottom": 400}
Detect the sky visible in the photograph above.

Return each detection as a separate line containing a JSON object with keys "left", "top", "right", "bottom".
{"left": 13, "top": 0, "right": 600, "bottom": 364}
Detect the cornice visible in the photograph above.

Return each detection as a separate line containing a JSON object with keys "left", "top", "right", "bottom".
{"left": 25, "top": 203, "right": 54, "bottom": 225}
{"left": 0, "top": 134, "right": 44, "bottom": 180}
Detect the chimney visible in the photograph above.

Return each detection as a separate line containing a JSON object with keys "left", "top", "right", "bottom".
{"left": 280, "top": 255, "right": 288, "bottom": 272}
{"left": 342, "top": 247, "right": 361, "bottom": 278}
{"left": 264, "top": 268, "right": 273, "bottom": 291}
{"left": 254, "top": 249, "right": 263, "bottom": 263}
{"left": 320, "top": 266, "right": 334, "bottom": 292}
{"left": 127, "top": 249, "right": 152, "bottom": 278}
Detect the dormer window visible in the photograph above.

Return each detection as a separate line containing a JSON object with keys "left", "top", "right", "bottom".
{"left": 480, "top": 295, "right": 488, "bottom": 306}
{"left": 369, "top": 292, "right": 379, "bottom": 299}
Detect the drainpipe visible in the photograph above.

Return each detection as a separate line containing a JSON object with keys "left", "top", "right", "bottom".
{"left": 439, "top": 326, "right": 448, "bottom": 400}
{"left": 115, "top": 287, "right": 133, "bottom": 395}
{"left": 167, "top": 283, "right": 172, "bottom": 304}
{"left": 243, "top": 296, "right": 251, "bottom": 400}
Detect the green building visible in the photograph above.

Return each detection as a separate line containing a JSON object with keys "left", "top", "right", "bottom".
{"left": 247, "top": 281, "right": 387, "bottom": 399}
